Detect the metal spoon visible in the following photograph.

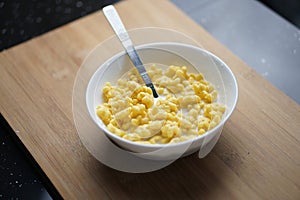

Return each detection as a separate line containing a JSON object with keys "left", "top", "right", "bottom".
{"left": 103, "top": 5, "right": 158, "bottom": 98}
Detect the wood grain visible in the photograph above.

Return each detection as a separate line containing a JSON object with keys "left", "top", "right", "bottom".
{"left": 0, "top": 0, "right": 299, "bottom": 199}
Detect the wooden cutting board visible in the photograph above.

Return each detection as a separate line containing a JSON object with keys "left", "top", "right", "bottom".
{"left": 0, "top": 0, "right": 299, "bottom": 199}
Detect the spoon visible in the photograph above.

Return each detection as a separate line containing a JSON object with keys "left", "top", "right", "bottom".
{"left": 103, "top": 5, "right": 158, "bottom": 98}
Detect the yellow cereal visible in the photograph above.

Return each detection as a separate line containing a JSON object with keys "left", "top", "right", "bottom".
{"left": 141, "top": 95, "right": 154, "bottom": 108}
{"left": 187, "top": 129, "right": 198, "bottom": 135}
{"left": 178, "top": 135, "right": 196, "bottom": 142}
{"left": 161, "top": 137, "right": 171, "bottom": 144}
{"left": 198, "top": 128, "right": 206, "bottom": 135}
{"left": 168, "top": 84, "right": 184, "bottom": 93}
{"left": 180, "top": 118, "right": 193, "bottom": 129}
{"left": 165, "top": 65, "right": 178, "bottom": 77}
{"left": 149, "top": 135, "right": 163, "bottom": 144}
{"left": 195, "top": 73, "right": 204, "bottom": 81}
{"left": 135, "top": 126, "right": 152, "bottom": 138}
{"left": 175, "top": 69, "right": 185, "bottom": 80}
{"left": 169, "top": 137, "right": 181, "bottom": 143}
{"left": 96, "top": 65, "right": 226, "bottom": 144}
{"left": 157, "top": 87, "right": 164, "bottom": 95}
{"left": 198, "top": 117, "right": 210, "bottom": 131}
{"left": 96, "top": 105, "right": 112, "bottom": 125}
{"left": 178, "top": 95, "right": 201, "bottom": 108}
{"left": 130, "top": 104, "right": 146, "bottom": 118}
{"left": 161, "top": 122, "right": 181, "bottom": 138}
{"left": 107, "top": 123, "right": 125, "bottom": 137}
{"left": 167, "top": 113, "right": 179, "bottom": 122}
{"left": 122, "top": 133, "right": 141, "bottom": 141}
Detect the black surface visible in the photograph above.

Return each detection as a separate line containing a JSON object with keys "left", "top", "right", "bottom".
{"left": 1, "top": 0, "right": 300, "bottom": 51}
{"left": 0, "top": 114, "right": 62, "bottom": 200}
{"left": 0, "top": 0, "right": 120, "bottom": 51}
{"left": 259, "top": 0, "right": 300, "bottom": 28}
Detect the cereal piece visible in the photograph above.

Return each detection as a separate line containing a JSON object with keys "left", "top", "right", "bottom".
{"left": 135, "top": 125, "right": 152, "bottom": 138}
{"left": 131, "top": 116, "right": 149, "bottom": 126}
{"left": 107, "top": 123, "right": 125, "bottom": 137}
{"left": 102, "top": 82, "right": 115, "bottom": 101}
{"left": 216, "top": 103, "right": 226, "bottom": 113}
{"left": 178, "top": 135, "right": 196, "bottom": 142}
{"left": 203, "top": 104, "right": 212, "bottom": 118}
{"left": 157, "top": 87, "right": 164, "bottom": 95}
{"left": 198, "top": 116, "right": 211, "bottom": 131}
{"left": 122, "top": 133, "right": 141, "bottom": 141}
{"left": 161, "top": 121, "right": 181, "bottom": 138}
{"left": 175, "top": 69, "right": 186, "bottom": 80}
{"left": 165, "top": 65, "right": 178, "bottom": 77}
{"left": 167, "top": 83, "right": 184, "bottom": 93}
{"left": 178, "top": 95, "right": 201, "bottom": 108}
{"left": 188, "top": 108, "right": 199, "bottom": 119}
{"left": 128, "top": 81, "right": 141, "bottom": 91}
{"left": 180, "top": 118, "right": 193, "bottom": 129}
{"left": 155, "top": 76, "right": 172, "bottom": 87}
{"left": 182, "top": 80, "right": 190, "bottom": 86}
{"left": 198, "top": 128, "right": 206, "bottom": 135}
{"left": 209, "top": 115, "right": 221, "bottom": 130}
{"left": 166, "top": 95, "right": 179, "bottom": 104}
{"left": 148, "top": 106, "right": 167, "bottom": 121}
{"left": 167, "top": 112, "right": 179, "bottom": 122}
{"left": 109, "top": 98, "right": 129, "bottom": 114}
{"left": 149, "top": 135, "right": 163, "bottom": 144}
{"left": 187, "top": 129, "right": 198, "bottom": 135}
{"left": 130, "top": 104, "right": 147, "bottom": 118}
{"left": 140, "top": 93, "right": 154, "bottom": 108}
{"left": 131, "top": 86, "right": 153, "bottom": 99}
{"left": 117, "top": 79, "right": 127, "bottom": 87}
{"left": 161, "top": 137, "right": 171, "bottom": 144}
{"left": 148, "top": 120, "right": 164, "bottom": 134}
{"left": 96, "top": 104, "right": 112, "bottom": 125}
{"left": 188, "top": 72, "right": 203, "bottom": 81}
{"left": 203, "top": 90, "right": 218, "bottom": 103}
{"left": 115, "top": 108, "right": 130, "bottom": 122}
{"left": 169, "top": 137, "right": 181, "bottom": 143}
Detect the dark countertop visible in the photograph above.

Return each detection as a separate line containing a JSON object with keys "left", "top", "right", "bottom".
{"left": 1, "top": 0, "right": 300, "bottom": 51}
{"left": 0, "top": 114, "right": 60, "bottom": 200}
{"left": 1, "top": 0, "right": 299, "bottom": 199}
{"left": 0, "top": 0, "right": 120, "bottom": 51}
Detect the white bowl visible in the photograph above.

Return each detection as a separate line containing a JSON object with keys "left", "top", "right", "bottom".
{"left": 86, "top": 42, "right": 238, "bottom": 160}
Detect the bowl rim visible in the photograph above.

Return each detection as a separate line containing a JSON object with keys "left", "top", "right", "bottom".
{"left": 86, "top": 42, "right": 238, "bottom": 149}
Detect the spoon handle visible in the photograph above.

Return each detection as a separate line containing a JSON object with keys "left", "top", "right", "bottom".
{"left": 103, "top": 5, "right": 158, "bottom": 98}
